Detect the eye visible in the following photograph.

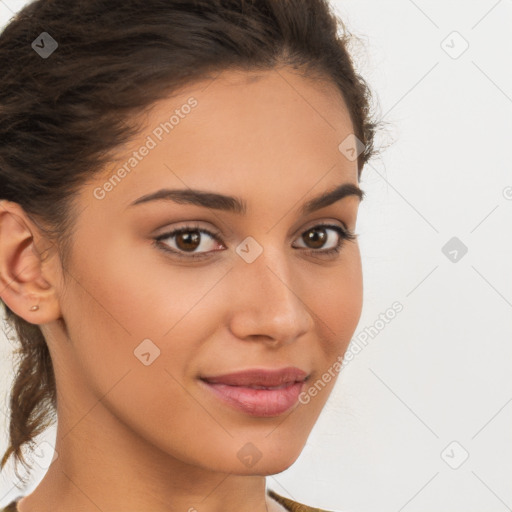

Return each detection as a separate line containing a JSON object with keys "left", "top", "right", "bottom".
{"left": 153, "top": 222, "right": 356, "bottom": 261}
{"left": 154, "top": 223, "right": 224, "bottom": 261}
{"left": 292, "top": 223, "right": 357, "bottom": 258}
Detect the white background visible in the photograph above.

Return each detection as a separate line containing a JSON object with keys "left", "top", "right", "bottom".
{"left": 1, "top": 1, "right": 511, "bottom": 511}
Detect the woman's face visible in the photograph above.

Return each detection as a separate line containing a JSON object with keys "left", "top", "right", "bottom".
{"left": 42, "top": 67, "right": 364, "bottom": 476}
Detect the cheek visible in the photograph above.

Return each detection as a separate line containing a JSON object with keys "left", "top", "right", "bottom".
{"left": 292, "top": 253, "right": 363, "bottom": 422}
{"left": 70, "top": 224, "right": 228, "bottom": 336}
{"left": 58, "top": 242, "right": 228, "bottom": 456}
{"left": 60, "top": 232, "right": 228, "bottom": 393}
{"left": 306, "top": 243, "right": 363, "bottom": 355}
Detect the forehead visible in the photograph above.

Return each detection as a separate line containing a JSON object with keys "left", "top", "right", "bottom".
{"left": 81, "top": 67, "right": 358, "bottom": 215}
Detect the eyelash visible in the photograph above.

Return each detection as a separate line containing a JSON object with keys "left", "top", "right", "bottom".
{"left": 153, "top": 222, "right": 357, "bottom": 261}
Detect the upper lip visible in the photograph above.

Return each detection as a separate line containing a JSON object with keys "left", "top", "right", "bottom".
{"left": 201, "top": 367, "right": 309, "bottom": 387}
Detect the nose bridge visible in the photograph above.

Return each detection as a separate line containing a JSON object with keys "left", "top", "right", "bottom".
{"left": 228, "top": 242, "right": 312, "bottom": 342}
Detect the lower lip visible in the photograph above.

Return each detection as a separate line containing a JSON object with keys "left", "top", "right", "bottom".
{"left": 201, "top": 379, "right": 305, "bottom": 417}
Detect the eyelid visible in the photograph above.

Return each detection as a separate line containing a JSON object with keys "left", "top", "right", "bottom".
{"left": 153, "top": 219, "right": 356, "bottom": 260}
{"left": 154, "top": 223, "right": 224, "bottom": 247}
{"left": 154, "top": 218, "right": 349, "bottom": 242}
{"left": 297, "top": 217, "right": 350, "bottom": 235}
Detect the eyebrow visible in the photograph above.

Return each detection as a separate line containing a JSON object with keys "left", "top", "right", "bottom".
{"left": 127, "top": 182, "right": 364, "bottom": 216}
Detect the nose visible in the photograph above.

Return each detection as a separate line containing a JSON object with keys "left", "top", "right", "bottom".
{"left": 227, "top": 247, "right": 314, "bottom": 346}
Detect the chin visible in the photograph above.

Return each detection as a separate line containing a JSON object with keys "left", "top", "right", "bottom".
{"left": 230, "top": 439, "right": 305, "bottom": 476}
{"left": 226, "top": 457, "right": 302, "bottom": 477}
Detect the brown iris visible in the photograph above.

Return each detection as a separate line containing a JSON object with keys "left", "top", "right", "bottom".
{"left": 303, "top": 227, "right": 327, "bottom": 249}
{"left": 176, "top": 230, "right": 201, "bottom": 252}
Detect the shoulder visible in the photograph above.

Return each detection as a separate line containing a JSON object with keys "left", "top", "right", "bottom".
{"left": 267, "top": 489, "right": 344, "bottom": 512}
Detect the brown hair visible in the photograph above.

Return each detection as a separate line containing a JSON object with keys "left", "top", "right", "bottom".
{"left": 0, "top": 0, "right": 382, "bottom": 483}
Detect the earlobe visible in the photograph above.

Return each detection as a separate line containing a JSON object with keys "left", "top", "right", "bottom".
{"left": 0, "top": 201, "right": 62, "bottom": 324}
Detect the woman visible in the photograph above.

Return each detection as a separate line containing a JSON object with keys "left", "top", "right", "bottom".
{"left": 0, "top": 0, "right": 380, "bottom": 510}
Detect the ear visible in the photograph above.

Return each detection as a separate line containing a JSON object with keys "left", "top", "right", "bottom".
{"left": 0, "top": 200, "right": 62, "bottom": 324}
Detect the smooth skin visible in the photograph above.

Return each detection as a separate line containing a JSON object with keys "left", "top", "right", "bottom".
{"left": 0, "top": 66, "right": 364, "bottom": 512}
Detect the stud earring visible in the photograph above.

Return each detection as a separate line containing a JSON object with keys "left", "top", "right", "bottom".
{"left": 29, "top": 301, "right": 40, "bottom": 311}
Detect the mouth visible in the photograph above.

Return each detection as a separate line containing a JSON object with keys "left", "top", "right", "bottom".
{"left": 199, "top": 367, "right": 309, "bottom": 417}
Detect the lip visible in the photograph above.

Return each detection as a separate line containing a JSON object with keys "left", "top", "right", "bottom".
{"left": 200, "top": 367, "right": 309, "bottom": 417}
{"left": 201, "top": 367, "right": 308, "bottom": 387}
